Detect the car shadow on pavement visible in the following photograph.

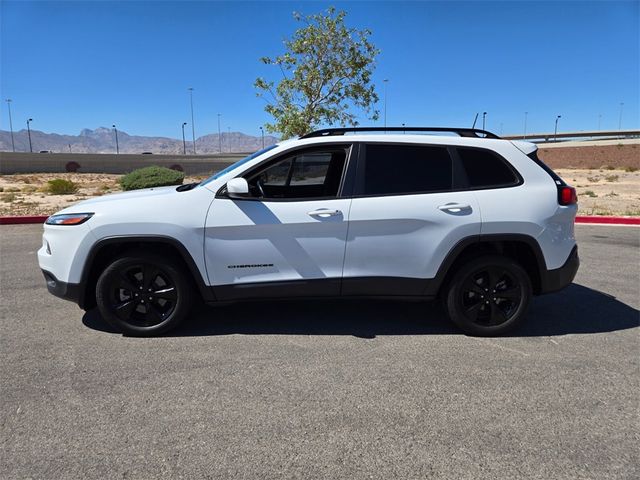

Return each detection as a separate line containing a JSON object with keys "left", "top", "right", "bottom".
{"left": 82, "top": 283, "right": 638, "bottom": 338}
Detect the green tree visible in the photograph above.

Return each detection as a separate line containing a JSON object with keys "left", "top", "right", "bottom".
{"left": 255, "top": 7, "right": 380, "bottom": 139}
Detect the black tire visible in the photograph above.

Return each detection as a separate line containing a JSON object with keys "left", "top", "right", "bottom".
{"left": 444, "top": 255, "right": 532, "bottom": 336}
{"left": 96, "top": 252, "right": 193, "bottom": 336}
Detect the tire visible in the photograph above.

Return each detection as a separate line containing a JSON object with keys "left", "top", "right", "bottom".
{"left": 444, "top": 255, "right": 532, "bottom": 336}
{"left": 96, "top": 252, "right": 193, "bottom": 336}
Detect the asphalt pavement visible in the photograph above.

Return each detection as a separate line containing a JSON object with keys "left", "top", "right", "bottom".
{"left": 1, "top": 224, "right": 638, "bottom": 479}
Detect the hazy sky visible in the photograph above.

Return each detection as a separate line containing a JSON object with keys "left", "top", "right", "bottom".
{"left": 2, "top": 0, "right": 638, "bottom": 139}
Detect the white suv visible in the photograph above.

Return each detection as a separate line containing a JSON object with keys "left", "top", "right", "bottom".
{"left": 38, "top": 127, "right": 579, "bottom": 336}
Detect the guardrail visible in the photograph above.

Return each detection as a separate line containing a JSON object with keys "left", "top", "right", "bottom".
{"left": 503, "top": 129, "right": 640, "bottom": 142}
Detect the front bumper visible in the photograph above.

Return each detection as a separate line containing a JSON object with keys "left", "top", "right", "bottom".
{"left": 539, "top": 246, "right": 579, "bottom": 294}
{"left": 42, "top": 270, "right": 82, "bottom": 306}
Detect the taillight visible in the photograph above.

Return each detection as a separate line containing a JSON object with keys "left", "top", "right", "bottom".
{"left": 558, "top": 186, "right": 577, "bottom": 205}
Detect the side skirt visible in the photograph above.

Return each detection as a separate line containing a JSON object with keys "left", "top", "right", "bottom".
{"left": 211, "top": 277, "right": 434, "bottom": 302}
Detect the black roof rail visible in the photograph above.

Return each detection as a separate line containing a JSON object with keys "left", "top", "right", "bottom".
{"left": 300, "top": 126, "right": 501, "bottom": 139}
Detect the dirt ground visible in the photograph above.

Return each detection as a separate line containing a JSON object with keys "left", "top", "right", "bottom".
{"left": 0, "top": 173, "right": 207, "bottom": 216}
{"left": 1, "top": 169, "right": 639, "bottom": 217}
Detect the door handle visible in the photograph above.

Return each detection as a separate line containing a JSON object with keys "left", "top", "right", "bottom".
{"left": 438, "top": 203, "right": 471, "bottom": 213}
{"left": 308, "top": 209, "right": 342, "bottom": 217}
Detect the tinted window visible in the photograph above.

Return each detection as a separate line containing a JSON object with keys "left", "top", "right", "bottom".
{"left": 361, "top": 144, "right": 453, "bottom": 196}
{"left": 246, "top": 148, "right": 347, "bottom": 199}
{"left": 458, "top": 148, "right": 519, "bottom": 188}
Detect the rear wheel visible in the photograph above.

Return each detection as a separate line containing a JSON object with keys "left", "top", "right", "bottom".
{"left": 96, "top": 252, "right": 192, "bottom": 336}
{"left": 444, "top": 255, "right": 532, "bottom": 336}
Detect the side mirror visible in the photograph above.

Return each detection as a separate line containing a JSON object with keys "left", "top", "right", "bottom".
{"left": 226, "top": 177, "right": 249, "bottom": 198}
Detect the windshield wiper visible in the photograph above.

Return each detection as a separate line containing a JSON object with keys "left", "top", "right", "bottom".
{"left": 176, "top": 182, "right": 198, "bottom": 192}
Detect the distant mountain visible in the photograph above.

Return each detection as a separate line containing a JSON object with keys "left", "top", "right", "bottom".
{"left": 0, "top": 127, "right": 278, "bottom": 154}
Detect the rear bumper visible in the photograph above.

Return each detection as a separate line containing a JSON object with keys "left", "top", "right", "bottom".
{"left": 539, "top": 246, "right": 579, "bottom": 294}
{"left": 42, "top": 270, "right": 82, "bottom": 306}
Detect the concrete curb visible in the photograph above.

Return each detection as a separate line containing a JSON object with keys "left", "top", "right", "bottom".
{"left": 2, "top": 215, "right": 639, "bottom": 226}
{"left": 0, "top": 216, "right": 48, "bottom": 225}
{"left": 575, "top": 216, "right": 640, "bottom": 225}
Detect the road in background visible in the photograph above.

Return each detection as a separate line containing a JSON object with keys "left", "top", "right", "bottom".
{"left": 1, "top": 225, "right": 638, "bottom": 479}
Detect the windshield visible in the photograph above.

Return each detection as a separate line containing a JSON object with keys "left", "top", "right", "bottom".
{"left": 199, "top": 144, "right": 278, "bottom": 186}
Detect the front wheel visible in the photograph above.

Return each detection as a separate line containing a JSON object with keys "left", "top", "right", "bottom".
{"left": 444, "top": 255, "right": 532, "bottom": 336}
{"left": 96, "top": 252, "right": 193, "bottom": 336}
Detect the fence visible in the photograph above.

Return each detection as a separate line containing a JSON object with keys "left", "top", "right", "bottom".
{"left": 0, "top": 152, "right": 246, "bottom": 175}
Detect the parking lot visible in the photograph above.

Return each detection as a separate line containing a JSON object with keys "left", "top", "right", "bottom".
{"left": 1, "top": 224, "right": 638, "bottom": 479}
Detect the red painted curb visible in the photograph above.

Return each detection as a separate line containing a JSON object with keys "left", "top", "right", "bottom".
{"left": 575, "top": 216, "right": 640, "bottom": 225}
{"left": 1, "top": 215, "right": 639, "bottom": 226}
{"left": 0, "top": 216, "right": 48, "bottom": 225}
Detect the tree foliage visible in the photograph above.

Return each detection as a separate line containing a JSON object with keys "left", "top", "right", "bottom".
{"left": 255, "top": 7, "right": 380, "bottom": 139}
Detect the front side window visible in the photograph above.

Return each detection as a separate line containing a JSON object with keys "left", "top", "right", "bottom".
{"left": 246, "top": 147, "right": 348, "bottom": 199}
{"left": 359, "top": 144, "right": 453, "bottom": 196}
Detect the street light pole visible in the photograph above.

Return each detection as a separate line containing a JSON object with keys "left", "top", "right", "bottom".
{"left": 217, "top": 113, "right": 222, "bottom": 153}
{"left": 112, "top": 124, "right": 119, "bottom": 154}
{"left": 482, "top": 112, "right": 487, "bottom": 130}
{"left": 618, "top": 102, "right": 624, "bottom": 130}
{"left": 554, "top": 115, "right": 561, "bottom": 142}
{"left": 383, "top": 79, "right": 389, "bottom": 129}
{"left": 181, "top": 122, "right": 187, "bottom": 154}
{"left": 26, "top": 118, "right": 33, "bottom": 152}
{"left": 523, "top": 111, "right": 528, "bottom": 139}
{"left": 188, "top": 87, "right": 196, "bottom": 154}
{"left": 259, "top": 126, "right": 264, "bottom": 149}
{"left": 5, "top": 99, "right": 15, "bottom": 152}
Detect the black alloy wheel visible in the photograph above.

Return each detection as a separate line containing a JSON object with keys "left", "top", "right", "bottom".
{"left": 445, "top": 255, "right": 532, "bottom": 336}
{"left": 96, "top": 252, "right": 192, "bottom": 336}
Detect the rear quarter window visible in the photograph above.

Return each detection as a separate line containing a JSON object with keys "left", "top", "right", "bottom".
{"left": 457, "top": 147, "right": 520, "bottom": 188}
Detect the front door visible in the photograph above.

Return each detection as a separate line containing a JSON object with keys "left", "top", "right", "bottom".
{"left": 204, "top": 145, "right": 353, "bottom": 300}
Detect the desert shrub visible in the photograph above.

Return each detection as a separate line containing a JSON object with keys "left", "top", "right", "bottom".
{"left": 22, "top": 185, "right": 38, "bottom": 193}
{"left": 65, "top": 161, "right": 81, "bottom": 173}
{"left": 583, "top": 190, "right": 597, "bottom": 198}
{"left": 586, "top": 176, "right": 600, "bottom": 183}
{"left": 1, "top": 193, "right": 18, "bottom": 202}
{"left": 0, "top": 187, "right": 3, "bottom": 192}
{"left": 47, "top": 179, "right": 79, "bottom": 195}
{"left": 119, "top": 166, "right": 184, "bottom": 191}
{"left": 169, "top": 164, "right": 184, "bottom": 172}
{"left": 604, "top": 174, "right": 619, "bottom": 182}
{"left": 604, "top": 165, "right": 616, "bottom": 170}
{"left": 6, "top": 187, "right": 20, "bottom": 192}
{"left": 624, "top": 166, "right": 638, "bottom": 172}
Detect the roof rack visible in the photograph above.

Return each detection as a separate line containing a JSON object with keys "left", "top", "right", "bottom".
{"left": 300, "top": 126, "right": 501, "bottom": 139}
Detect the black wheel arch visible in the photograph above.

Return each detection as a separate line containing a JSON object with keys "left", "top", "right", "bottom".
{"left": 79, "top": 235, "right": 214, "bottom": 310}
{"left": 427, "top": 234, "right": 547, "bottom": 298}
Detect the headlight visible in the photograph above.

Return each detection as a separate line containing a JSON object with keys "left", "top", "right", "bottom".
{"left": 45, "top": 212, "right": 94, "bottom": 225}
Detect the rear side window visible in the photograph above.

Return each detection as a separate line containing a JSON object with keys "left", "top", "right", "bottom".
{"left": 457, "top": 148, "right": 520, "bottom": 188}
{"left": 360, "top": 144, "right": 453, "bottom": 196}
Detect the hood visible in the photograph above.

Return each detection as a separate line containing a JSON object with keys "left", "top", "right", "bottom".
{"left": 56, "top": 185, "right": 180, "bottom": 213}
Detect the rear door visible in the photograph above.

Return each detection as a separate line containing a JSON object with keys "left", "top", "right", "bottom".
{"left": 342, "top": 142, "right": 481, "bottom": 295}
